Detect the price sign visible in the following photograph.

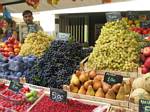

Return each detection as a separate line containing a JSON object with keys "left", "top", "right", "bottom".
{"left": 127, "top": 12, "right": 138, "bottom": 20}
{"left": 8, "top": 80, "right": 23, "bottom": 93}
{"left": 56, "top": 32, "right": 70, "bottom": 41}
{"left": 140, "top": 21, "right": 150, "bottom": 28}
{"left": 50, "top": 88, "right": 67, "bottom": 103}
{"left": 106, "top": 12, "right": 121, "bottom": 22}
{"left": 139, "top": 99, "right": 150, "bottom": 112}
{"left": 104, "top": 72, "right": 123, "bottom": 85}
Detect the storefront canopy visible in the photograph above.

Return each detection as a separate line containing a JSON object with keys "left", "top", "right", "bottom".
{"left": 0, "top": 0, "right": 130, "bottom": 13}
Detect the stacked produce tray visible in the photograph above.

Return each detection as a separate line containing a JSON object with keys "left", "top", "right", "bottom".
{"left": 0, "top": 80, "right": 44, "bottom": 112}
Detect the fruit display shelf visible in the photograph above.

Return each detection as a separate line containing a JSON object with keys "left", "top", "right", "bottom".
{"left": 63, "top": 86, "right": 129, "bottom": 108}
{"left": 110, "top": 106, "right": 134, "bottom": 112}
{"left": 0, "top": 79, "right": 45, "bottom": 112}
{"left": 80, "top": 56, "right": 139, "bottom": 78}
{"left": 28, "top": 94, "right": 111, "bottom": 112}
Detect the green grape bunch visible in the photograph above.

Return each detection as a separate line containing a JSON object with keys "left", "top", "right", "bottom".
{"left": 86, "top": 19, "right": 143, "bottom": 72}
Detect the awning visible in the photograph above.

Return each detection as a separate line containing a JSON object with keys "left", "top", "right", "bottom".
{"left": 0, "top": 0, "right": 130, "bottom": 13}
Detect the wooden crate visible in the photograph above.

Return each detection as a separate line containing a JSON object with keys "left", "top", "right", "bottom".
{"left": 80, "top": 56, "right": 139, "bottom": 78}
{"left": 27, "top": 93, "right": 45, "bottom": 112}
{"left": 128, "top": 102, "right": 139, "bottom": 112}
{"left": 63, "top": 84, "right": 129, "bottom": 108}
{"left": 110, "top": 106, "right": 134, "bottom": 112}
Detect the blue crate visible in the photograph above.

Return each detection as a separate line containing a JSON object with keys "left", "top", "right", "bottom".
{"left": 0, "top": 63, "right": 9, "bottom": 72}
{"left": 8, "top": 60, "right": 25, "bottom": 72}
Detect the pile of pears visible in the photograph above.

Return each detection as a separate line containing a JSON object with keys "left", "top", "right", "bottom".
{"left": 69, "top": 70, "right": 132, "bottom": 100}
{"left": 86, "top": 19, "right": 143, "bottom": 72}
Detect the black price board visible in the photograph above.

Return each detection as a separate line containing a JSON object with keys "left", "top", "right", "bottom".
{"left": 139, "top": 99, "right": 150, "bottom": 112}
{"left": 140, "top": 21, "right": 150, "bottom": 28}
{"left": 8, "top": 80, "right": 23, "bottom": 93}
{"left": 56, "top": 32, "right": 70, "bottom": 41}
{"left": 127, "top": 11, "right": 138, "bottom": 20}
{"left": 50, "top": 88, "right": 67, "bottom": 103}
{"left": 105, "top": 12, "right": 121, "bottom": 22}
{"left": 104, "top": 72, "right": 123, "bottom": 85}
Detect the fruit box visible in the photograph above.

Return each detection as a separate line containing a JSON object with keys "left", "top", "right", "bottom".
{"left": 26, "top": 93, "right": 45, "bottom": 112}
{"left": 128, "top": 102, "right": 139, "bottom": 112}
{"left": 80, "top": 56, "right": 139, "bottom": 78}
{"left": 67, "top": 97, "right": 111, "bottom": 112}
{"left": 0, "top": 79, "right": 45, "bottom": 112}
{"left": 28, "top": 93, "right": 111, "bottom": 112}
{"left": 110, "top": 106, "right": 134, "bottom": 112}
{"left": 63, "top": 85, "right": 129, "bottom": 108}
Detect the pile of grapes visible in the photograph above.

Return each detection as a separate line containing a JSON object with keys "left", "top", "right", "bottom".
{"left": 25, "top": 40, "right": 91, "bottom": 89}
{"left": 19, "top": 31, "right": 54, "bottom": 57}
{"left": 86, "top": 19, "right": 143, "bottom": 72}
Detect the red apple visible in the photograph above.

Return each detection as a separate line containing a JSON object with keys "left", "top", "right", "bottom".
{"left": 8, "top": 37, "right": 15, "bottom": 43}
{"left": 143, "top": 47, "right": 150, "bottom": 56}
{"left": 144, "top": 57, "right": 150, "bottom": 68}
{"left": 7, "top": 44, "right": 14, "bottom": 48}
{"left": 141, "top": 66, "right": 149, "bottom": 74}
{"left": 0, "top": 48, "right": 4, "bottom": 52}
{"left": 145, "top": 36, "right": 150, "bottom": 41}
{"left": 24, "top": 87, "right": 30, "bottom": 92}
{"left": 7, "top": 47, "right": 14, "bottom": 52}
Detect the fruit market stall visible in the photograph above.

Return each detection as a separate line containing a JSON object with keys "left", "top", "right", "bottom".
{"left": 1, "top": 1, "right": 150, "bottom": 112}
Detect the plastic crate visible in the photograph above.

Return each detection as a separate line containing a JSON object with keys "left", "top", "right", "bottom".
{"left": 8, "top": 60, "right": 25, "bottom": 72}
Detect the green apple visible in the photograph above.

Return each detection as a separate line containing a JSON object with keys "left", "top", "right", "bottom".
{"left": 27, "top": 96, "right": 36, "bottom": 102}
{"left": 25, "top": 92, "right": 33, "bottom": 98}
{"left": 31, "top": 90, "right": 38, "bottom": 97}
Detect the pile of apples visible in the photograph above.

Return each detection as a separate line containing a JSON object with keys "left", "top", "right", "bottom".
{"left": 0, "top": 36, "right": 21, "bottom": 58}
{"left": 131, "top": 27, "right": 150, "bottom": 35}
{"left": 140, "top": 47, "right": 150, "bottom": 74}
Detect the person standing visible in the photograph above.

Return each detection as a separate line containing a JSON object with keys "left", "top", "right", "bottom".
{"left": 21, "top": 10, "right": 43, "bottom": 43}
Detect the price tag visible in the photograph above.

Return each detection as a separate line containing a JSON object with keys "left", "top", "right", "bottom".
{"left": 127, "top": 11, "right": 138, "bottom": 20}
{"left": 140, "top": 21, "right": 150, "bottom": 28}
{"left": 139, "top": 99, "right": 150, "bottom": 112}
{"left": 127, "top": 12, "right": 138, "bottom": 20}
{"left": 104, "top": 72, "right": 123, "bottom": 85}
{"left": 8, "top": 80, "right": 23, "bottom": 93}
{"left": 56, "top": 32, "right": 70, "bottom": 41}
{"left": 105, "top": 12, "right": 121, "bottom": 22}
{"left": 50, "top": 88, "right": 67, "bottom": 103}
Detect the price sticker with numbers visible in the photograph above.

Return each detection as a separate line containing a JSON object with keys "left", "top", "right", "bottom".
{"left": 50, "top": 88, "right": 67, "bottom": 103}
{"left": 104, "top": 72, "right": 123, "bottom": 85}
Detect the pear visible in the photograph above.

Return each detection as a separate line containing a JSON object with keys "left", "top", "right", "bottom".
{"left": 79, "top": 71, "right": 89, "bottom": 83}
{"left": 105, "top": 89, "right": 116, "bottom": 99}
{"left": 89, "top": 70, "right": 96, "bottom": 79}
{"left": 69, "top": 84, "right": 79, "bottom": 93}
{"left": 102, "top": 82, "right": 111, "bottom": 93}
{"left": 112, "top": 83, "right": 121, "bottom": 93}
{"left": 84, "top": 80, "right": 93, "bottom": 89}
{"left": 95, "top": 88, "right": 105, "bottom": 98}
{"left": 78, "top": 86, "right": 86, "bottom": 94}
{"left": 124, "top": 82, "right": 131, "bottom": 95}
{"left": 94, "top": 75, "right": 103, "bottom": 81}
{"left": 93, "top": 80, "right": 102, "bottom": 90}
{"left": 75, "top": 70, "right": 81, "bottom": 77}
{"left": 86, "top": 85, "right": 95, "bottom": 96}
{"left": 70, "top": 74, "right": 80, "bottom": 86}
{"left": 116, "top": 84, "right": 126, "bottom": 100}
